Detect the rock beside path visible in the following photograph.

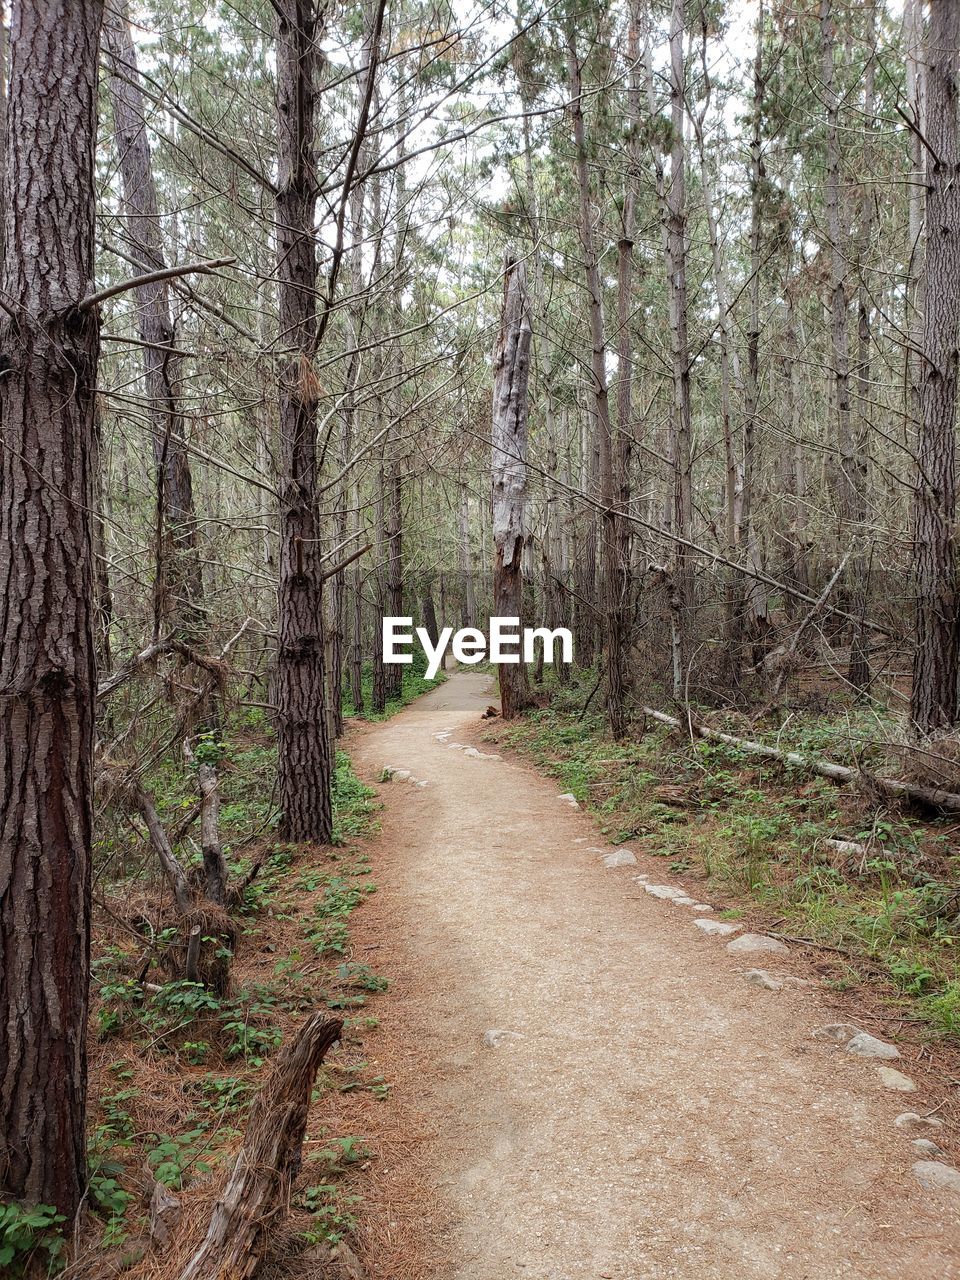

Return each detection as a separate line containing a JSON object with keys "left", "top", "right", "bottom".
{"left": 913, "top": 1139, "right": 946, "bottom": 1157}
{"left": 603, "top": 850, "right": 637, "bottom": 868}
{"left": 895, "top": 1112, "right": 944, "bottom": 1134}
{"left": 812, "top": 1022, "right": 862, "bottom": 1046}
{"left": 876, "top": 1066, "right": 915, "bottom": 1091}
{"left": 913, "top": 1161, "right": 960, "bottom": 1195}
{"left": 846, "top": 1031, "right": 900, "bottom": 1060}
{"left": 743, "top": 968, "right": 782, "bottom": 991}
{"left": 694, "top": 919, "right": 739, "bottom": 937}
{"left": 726, "top": 933, "right": 789, "bottom": 955}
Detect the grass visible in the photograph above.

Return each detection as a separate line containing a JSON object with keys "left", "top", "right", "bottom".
{"left": 489, "top": 670, "right": 960, "bottom": 1041}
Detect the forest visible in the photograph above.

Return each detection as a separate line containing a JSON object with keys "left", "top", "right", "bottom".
{"left": 3, "top": 0, "right": 960, "bottom": 1276}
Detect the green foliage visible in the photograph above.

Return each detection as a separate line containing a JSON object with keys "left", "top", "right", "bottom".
{"left": 331, "top": 753, "right": 377, "bottom": 845}
{"left": 191, "top": 730, "right": 227, "bottom": 768}
{"left": 299, "top": 1185, "right": 360, "bottom": 1246}
{"left": 146, "top": 1129, "right": 213, "bottom": 1189}
{"left": 0, "top": 1202, "right": 65, "bottom": 1277}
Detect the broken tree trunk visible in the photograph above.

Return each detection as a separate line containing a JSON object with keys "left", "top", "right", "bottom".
{"left": 179, "top": 1013, "right": 343, "bottom": 1280}
{"left": 491, "top": 254, "right": 533, "bottom": 719}
{"left": 644, "top": 706, "right": 960, "bottom": 814}
{"left": 197, "top": 764, "right": 228, "bottom": 905}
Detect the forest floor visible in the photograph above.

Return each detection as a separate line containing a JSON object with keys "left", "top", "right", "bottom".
{"left": 344, "top": 670, "right": 960, "bottom": 1280}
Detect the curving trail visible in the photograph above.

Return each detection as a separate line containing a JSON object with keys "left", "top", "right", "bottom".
{"left": 348, "top": 672, "right": 960, "bottom": 1280}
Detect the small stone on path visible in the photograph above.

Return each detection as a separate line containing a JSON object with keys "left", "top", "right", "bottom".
{"left": 691, "top": 903, "right": 713, "bottom": 912}
{"left": 895, "top": 1112, "right": 944, "bottom": 1134}
{"left": 482, "top": 1029, "right": 524, "bottom": 1049}
{"left": 644, "top": 884, "right": 686, "bottom": 900}
{"left": 846, "top": 1031, "right": 900, "bottom": 1060}
{"left": 694, "top": 918, "right": 739, "bottom": 937}
{"left": 913, "top": 1161, "right": 960, "bottom": 1195}
{"left": 557, "top": 793, "right": 579, "bottom": 807}
{"left": 876, "top": 1066, "right": 915, "bottom": 1091}
{"left": 726, "top": 933, "right": 789, "bottom": 954}
{"left": 744, "top": 968, "right": 782, "bottom": 991}
{"left": 603, "top": 850, "right": 637, "bottom": 867}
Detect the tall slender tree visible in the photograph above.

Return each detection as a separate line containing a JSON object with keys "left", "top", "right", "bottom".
{"left": 104, "top": 2, "right": 205, "bottom": 640}
{"left": 274, "top": 0, "right": 333, "bottom": 840}
{"left": 911, "top": 0, "right": 960, "bottom": 734}
{"left": 566, "top": 28, "right": 627, "bottom": 737}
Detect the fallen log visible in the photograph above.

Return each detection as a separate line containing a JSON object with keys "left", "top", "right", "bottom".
{"left": 644, "top": 706, "right": 960, "bottom": 814}
{"left": 178, "top": 1013, "right": 343, "bottom": 1280}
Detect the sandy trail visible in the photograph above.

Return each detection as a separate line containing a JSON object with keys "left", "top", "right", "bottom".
{"left": 349, "top": 672, "right": 960, "bottom": 1279}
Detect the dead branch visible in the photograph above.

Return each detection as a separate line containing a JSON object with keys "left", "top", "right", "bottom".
{"left": 178, "top": 1013, "right": 343, "bottom": 1280}
{"left": 80, "top": 256, "right": 236, "bottom": 310}
{"left": 131, "top": 781, "right": 193, "bottom": 912}
{"left": 98, "top": 635, "right": 174, "bottom": 699}
{"left": 757, "top": 551, "right": 850, "bottom": 699}
{"left": 197, "top": 764, "right": 228, "bottom": 905}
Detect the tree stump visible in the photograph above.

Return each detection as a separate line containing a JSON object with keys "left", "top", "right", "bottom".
{"left": 179, "top": 1013, "right": 343, "bottom": 1280}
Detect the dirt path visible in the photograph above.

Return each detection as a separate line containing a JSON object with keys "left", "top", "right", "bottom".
{"left": 348, "top": 672, "right": 960, "bottom": 1279}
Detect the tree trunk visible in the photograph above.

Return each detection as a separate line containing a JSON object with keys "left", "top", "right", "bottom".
{"left": 666, "top": 0, "right": 694, "bottom": 695}
{"left": 104, "top": 3, "right": 204, "bottom": 640}
{"left": 821, "top": 0, "right": 869, "bottom": 693}
{"left": 459, "top": 487, "right": 478, "bottom": 629}
{"left": 739, "top": 3, "right": 771, "bottom": 667}
{"left": 491, "top": 256, "right": 533, "bottom": 718}
{"left": 910, "top": 0, "right": 960, "bottom": 734}
{"left": 850, "top": 0, "right": 877, "bottom": 692}
{"left": 274, "top": 0, "right": 332, "bottom": 841}
{"left": 0, "top": 0, "right": 103, "bottom": 1220}
{"left": 566, "top": 30, "right": 627, "bottom": 738}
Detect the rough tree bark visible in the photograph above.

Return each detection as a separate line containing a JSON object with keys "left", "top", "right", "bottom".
{"left": 383, "top": 92, "right": 409, "bottom": 703}
{"left": 0, "top": 0, "right": 103, "bottom": 1220}
{"left": 851, "top": 0, "right": 877, "bottom": 691}
{"left": 911, "top": 0, "right": 960, "bottom": 734}
{"left": 491, "top": 256, "right": 533, "bottom": 719}
{"left": 274, "top": 0, "right": 333, "bottom": 841}
{"left": 104, "top": 2, "right": 205, "bottom": 639}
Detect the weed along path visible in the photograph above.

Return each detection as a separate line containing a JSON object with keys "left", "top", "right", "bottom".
{"left": 347, "top": 672, "right": 960, "bottom": 1280}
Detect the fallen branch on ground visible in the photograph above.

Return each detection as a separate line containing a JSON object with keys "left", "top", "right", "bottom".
{"left": 644, "top": 705, "right": 960, "bottom": 814}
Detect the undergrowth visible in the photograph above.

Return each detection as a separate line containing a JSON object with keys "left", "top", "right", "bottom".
{"left": 343, "top": 646, "right": 446, "bottom": 722}
{"left": 491, "top": 670, "right": 960, "bottom": 1042}
{"left": 9, "top": 673, "right": 438, "bottom": 1276}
